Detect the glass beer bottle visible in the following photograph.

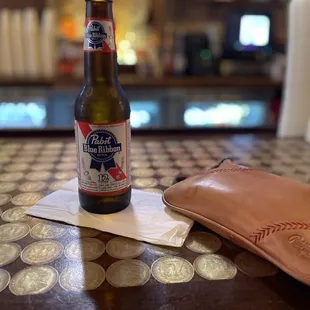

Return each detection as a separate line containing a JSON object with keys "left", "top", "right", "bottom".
{"left": 75, "top": 0, "right": 131, "bottom": 214}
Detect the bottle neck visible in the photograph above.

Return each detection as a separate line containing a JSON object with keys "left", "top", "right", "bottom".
{"left": 84, "top": 1, "right": 119, "bottom": 85}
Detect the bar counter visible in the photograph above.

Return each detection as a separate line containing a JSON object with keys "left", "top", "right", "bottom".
{"left": 0, "top": 134, "right": 309, "bottom": 310}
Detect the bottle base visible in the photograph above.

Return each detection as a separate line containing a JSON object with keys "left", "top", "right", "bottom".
{"left": 78, "top": 188, "right": 131, "bottom": 215}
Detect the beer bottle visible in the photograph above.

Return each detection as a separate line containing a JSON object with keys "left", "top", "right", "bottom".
{"left": 75, "top": 0, "right": 131, "bottom": 214}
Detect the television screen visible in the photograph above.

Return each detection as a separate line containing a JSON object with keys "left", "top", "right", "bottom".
{"left": 224, "top": 11, "right": 273, "bottom": 59}
{"left": 0, "top": 101, "right": 47, "bottom": 129}
{"left": 184, "top": 101, "right": 267, "bottom": 128}
{"left": 130, "top": 101, "right": 160, "bottom": 128}
{"left": 239, "top": 15, "right": 271, "bottom": 49}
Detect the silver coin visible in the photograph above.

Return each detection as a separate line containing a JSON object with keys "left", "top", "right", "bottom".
{"left": 69, "top": 227, "right": 101, "bottom": 238}
{"left": 1, "top": 207, "right": 30, "bottom": 222}
{"left": 159, "top": 177, "right": 175, "bottom": 188}
{"left": 41, "top": 150, "right": 61, "bottom": 157}
{"left": 63, "top": 150, "right": 77, "bottom": 157}
{"left": 65, "top": 238, "right": 105, "bottom": 261}
{"left": 164, "top": 140, "right": 181, "bottom": 146}
{"left": 157, "top": 168, "right": 179, "bottom": 177}
{"left": 0, "top": 194, "right": 11, "bottom": 206}
{"left": 21, "top": 240, "right": 64, "bottom": 265}
{"left": 146, "top": 149, "right": 163, "bottom": 155}
{"left": 106, "top": 237, "right": 145, "bottom": 259}
{"left": 131, "top": 142, "right": 143, "bottom": 147}
{"left": 4, "top": 164, "right": 29, "bottom": 172}
{"left": 143, "top": 188, "right": 163, "bottom": 194}
{"left": 54, "top": 171, "right": 77, "bottom": 180}
{"left": 194, "top": 254, "right": 237, "bottom": 280}
{"left": 106, "top": 259, "right": 150, "bottom": 288}
{"left": 0, "top": 243, "right": 21, "bottom": 267}
{"left": 0, "top": 182, "right": 18, "bottom": 193}
{"left": 0, "top": 151, "right": 16, "bottom": 158}
{"left": 131, "top": 154, "right": 148, "bottom": 161}
{"left": 131, "top": 161, "right": 151, "bottom": 169}
{"left": 242, "top": 159, "right": 262, "bottom": 167}
{"left": 131, "top": 168, "right": 156, "bottom": 178}
{"left": 18, "top": 181, "right": 47, "bottom": 192}
{"left": 46, "top": 142, "right": 63, "bottom": 149}
{"left": 56, "top": 163, "right": 76, "bottom": 171}
{"left": 0, "top": 269, "right": 10, "bottom": 292}
{"left": 0, "top": 172, "right": 24, "bottom": 182}
{"left": 146, "top": 141, "right": 162, "bottom": 147}
{"left": 150, "top": 154, "right": 170, "bottom": 161}
{"left": 151, "top": 256, "right": 194, "bottom": 284}
{"left": 181, "top": 167, "right": 200, "bottom": 177}
{"left": 36, "top": 157, "right": 58, "bottom": 163}
{"left": 0, "top": 157, "right": 11, "bottom": 164}
{"left": 9, "top": 266, "right": 58, "bottom": 296}
{"left": 131, "top": 149, "right": 146, "bottom": 155}
{"left": 0, "top": 223, "right": 30, "bottom": 243}
{"left": 167, "top": 148, "right": 186, "bottom": 154}
{"left": 171, "top": 153, "right": 191, "bottom": 160}
{"left": 147, "top": 245, "right": 181, "bottom": 256}
{"left": 65, "top": 142, "right": 76, "bottom": 148}
{"left": 182, "top": 140, "right": 198, "bottom": 147}
{"left": 197, "top": 159, "right": 217, "bottom": 168}
{"left": 61, "top": 157, "right": 77, "bottom": 163}
{"left": 31, "top": 164, "right": 54, "bottom": 171}
{"left": 17, "top": 151, "right": 38, "bottom": 158}
{"left": 11, "top": 193, "right": 43, "bottom": 206}
{"left": 2, "top": 143, "right": 20, "bottom": 150}
{"left": 235, "top": 252, "right": 279, "bottom": 277}
{"left": 23, "top": 143, "right": 43, "bottom": 150}
{"left": 133, "top": 178, "right": 159, "bottom": 188}
{"left": 185, "top": 232, "right": 222, "bottom": 254}
{"left": 145, "top": 142, "right": 163, "bottom": 149}
{"left": 60, "top": 262, "right": 105, "bottom": 291}
{"left": 152, "top": 160, "right": 173, "bottom": 168}
{"left": 25, "top": 171, "right": 52, "bottom": 181}
{"left": 31, "top": 223, "right": 66, "bottom": 240}
{"left": 192, "top": 153, "right": 208, "bottom": 159}
{"left": 48, "top": 180, "right": 67, "bottom": 191}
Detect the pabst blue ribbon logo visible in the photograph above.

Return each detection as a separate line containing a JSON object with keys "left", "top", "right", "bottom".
{"left": 86, "top": 21, "right": 107, "bottom": 49}
{"left": 83, "top": 130, "right": 122, "bottom": 172}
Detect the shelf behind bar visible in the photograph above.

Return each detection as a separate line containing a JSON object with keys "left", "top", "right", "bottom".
{"left": 0, "top": 75, "right": 282, "bottom": 89}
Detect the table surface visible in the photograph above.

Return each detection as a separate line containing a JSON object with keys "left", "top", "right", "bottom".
{"left": 0, "top": 134, "right": 309, "bottom": 310}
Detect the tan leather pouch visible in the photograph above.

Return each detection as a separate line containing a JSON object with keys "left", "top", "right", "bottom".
{"left": 163, "top": 159, "right": 310, "bottom": 285}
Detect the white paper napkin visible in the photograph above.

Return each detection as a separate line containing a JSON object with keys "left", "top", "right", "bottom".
{"left": 25, "top": 178, "right": 193, "bottom": 247}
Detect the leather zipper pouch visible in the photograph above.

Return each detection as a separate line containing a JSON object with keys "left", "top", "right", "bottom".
{"left": 163, "top": 159, "right": 310, "bottom": 285}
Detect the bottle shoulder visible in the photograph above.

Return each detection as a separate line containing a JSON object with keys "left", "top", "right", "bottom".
{"left": 75, "top": 83, "right": 130, "bottom": 122}
{"left": 76, "top": 83, "right": 129, "bottom": 103}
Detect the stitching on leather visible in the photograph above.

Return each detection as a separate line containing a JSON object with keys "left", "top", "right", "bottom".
{"left": 197, "top": 167, "right": 259, "bottom": 177}
{"left": 250, "top": 222, "right": 310, "bottom": 244}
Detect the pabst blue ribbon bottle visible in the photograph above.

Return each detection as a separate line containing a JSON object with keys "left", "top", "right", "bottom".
{"left": 75, "top": 0, "right": 131, "bottom": 214}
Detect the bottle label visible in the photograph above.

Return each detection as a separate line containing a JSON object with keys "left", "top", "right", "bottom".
{"left": 84, "top": 18, "right": 116, "bottom": 53}
{"left": 75, "top": 120, "right": 131, "bottom": 195}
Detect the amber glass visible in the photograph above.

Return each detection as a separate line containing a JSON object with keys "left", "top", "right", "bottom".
{"left": 75, "top": 0, "right": 131, "bottom": 214}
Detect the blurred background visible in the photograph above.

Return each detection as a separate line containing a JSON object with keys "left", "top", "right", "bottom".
{"left": 0, "top": 0, "right": 288, "bottom": 132}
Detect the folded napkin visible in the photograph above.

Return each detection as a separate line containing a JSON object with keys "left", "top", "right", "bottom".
{"left": 26, "top": 178, "right": 193, "bottom": 247}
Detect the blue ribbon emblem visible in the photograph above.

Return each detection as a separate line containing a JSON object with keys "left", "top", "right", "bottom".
{"left": 83, "top": 130, "right": 122, "bottom": 173}
{"left": 86, "top": 21, "right": 107, "bottom": 50}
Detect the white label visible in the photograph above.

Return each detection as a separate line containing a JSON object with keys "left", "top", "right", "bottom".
{"left": 75, "top": 121, "right": 131, "bottom": 194}
{"left": 84, "top": 19, "right": 116, "bottom": 52}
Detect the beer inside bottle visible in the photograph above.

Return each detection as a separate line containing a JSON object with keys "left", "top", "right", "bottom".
{"left": 75, "top": 0, "right": 131, "bottom": 214}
